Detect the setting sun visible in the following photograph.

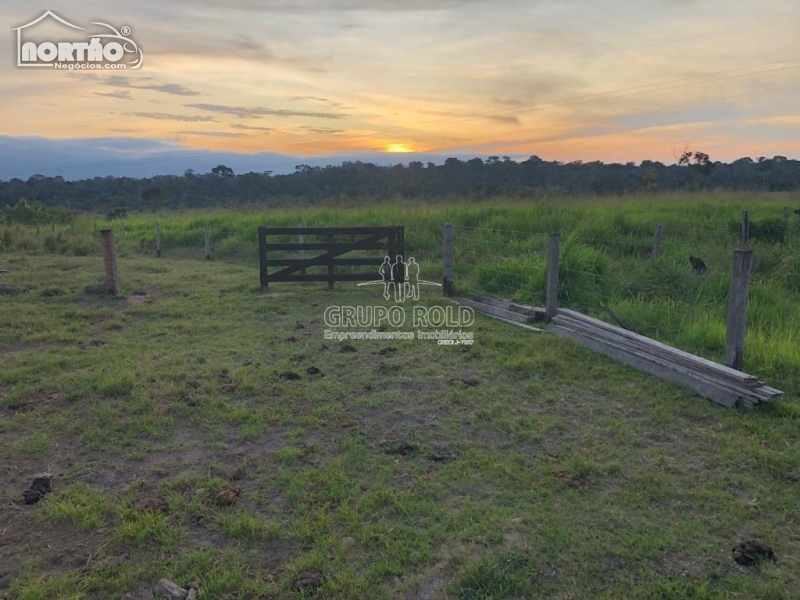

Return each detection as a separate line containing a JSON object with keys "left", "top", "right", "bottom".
{"left": 386, "top": 143, "right": 414, "bottom": 153}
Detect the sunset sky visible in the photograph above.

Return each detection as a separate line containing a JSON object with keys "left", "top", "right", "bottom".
{"left": 2, "top": 0, "right": 800, "bottom": 178}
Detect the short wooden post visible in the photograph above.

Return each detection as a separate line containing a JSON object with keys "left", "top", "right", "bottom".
{"left": 298, "top": 223, "right": 306, "bottom": 275}
{"left": 100, "top": 229, "right": 119, "bottom": 295}
{"left": 327, "top": 233, "right": 334, "bottom": 290}
{"left": 652, "top": 224, "right": 662, "bottom": 261}
{"left": 741, "top": 210, "right": 750, "bottom": 243}
{"left": 443, "top": 223, "right": 455, "bottom": 297}
{"left": 783, "top": 207, "right": 790, "bottom": 219}
{"left": 155, "top": 223, "right": 162, "bottom": 258}
{"left": 545, "top": 233, "right": 560, "bottom": 322}
{"left": 204, "top": 222, "right": 211, "bottom": 260}
{"left": 725, "top": 249, "right": 754, "bottom": 371}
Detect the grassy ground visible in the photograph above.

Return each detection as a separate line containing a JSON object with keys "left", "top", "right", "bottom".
{"left": 3, "top": 191, "right": 800, "bottom": 395}
{"left": 1, "top": 252, "right": 798, "bottom": 599}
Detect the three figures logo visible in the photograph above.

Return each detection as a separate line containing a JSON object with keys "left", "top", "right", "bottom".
{"left": 358, "top": 255, "right": 441, "bottom": 302}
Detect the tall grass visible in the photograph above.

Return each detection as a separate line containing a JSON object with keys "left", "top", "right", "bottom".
{"left": 2, "top": 191, "right": 799, "bottom": 396}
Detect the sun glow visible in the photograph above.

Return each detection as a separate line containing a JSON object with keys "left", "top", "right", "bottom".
{"left": 386, "top": 143, "right": 414, "bottom": 153}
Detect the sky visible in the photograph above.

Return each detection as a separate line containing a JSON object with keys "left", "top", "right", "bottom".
{"left": 2, "top": 0, "right": 800, "bottom": 179}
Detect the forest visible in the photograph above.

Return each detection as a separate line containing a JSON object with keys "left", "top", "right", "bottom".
{"left": 1, "top": 152, "right": 799, "bottom": 220}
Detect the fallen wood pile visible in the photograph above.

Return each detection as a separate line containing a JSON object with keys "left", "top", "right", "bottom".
{"left": 549, "top": 308, "right": 782, "bottom": 408}
{"left": 458, "top": 295, "right": 546, "bottom": 329}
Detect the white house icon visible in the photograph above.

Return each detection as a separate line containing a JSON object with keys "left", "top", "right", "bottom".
{"left": 12, "top": 11, "right": 85, "bottom": 67}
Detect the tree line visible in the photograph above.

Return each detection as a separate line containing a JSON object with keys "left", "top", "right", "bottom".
{"left": 1, "top": 153, "right": 798, "bottom": 215}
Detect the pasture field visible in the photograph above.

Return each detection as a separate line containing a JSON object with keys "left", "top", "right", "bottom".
{"left": 0, "top": 192, "right": 799, "bottom": 599}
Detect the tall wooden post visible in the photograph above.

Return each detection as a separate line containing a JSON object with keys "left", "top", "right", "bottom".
{"left": 259, "top": 227, "right": 268, "bottom": 291}
{"left": 443, "top": 223, "right": 454, "bottom": 297}
{"left": 204, "top": 222, "right": 211, "bottom": 260}
{"left": 298, "top": 223, "right": 306, "bottom": 275}
{"left": 155, "top": 223, "right": 162, "bottom": 257}
{"left": 652, "top": 224, "right": 662, "bottom": 261}
{"left": 725, "top": 249, "right": 754, "bottom": 371}
{"left": 327, "top": 233, "right": 334, "bottom": 290}
{"left": 545, "top": 233, "right": 561, "bottom": 322}
{"left": 741, "top": 210, "right": 750, "bottom": 243}
{"left": 100, "top": 229, "right": 119, "bottom": 295}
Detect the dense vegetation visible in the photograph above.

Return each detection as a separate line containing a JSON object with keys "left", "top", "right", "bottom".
{"left": 3, "top": 153, "right": 800, "bottom": 213}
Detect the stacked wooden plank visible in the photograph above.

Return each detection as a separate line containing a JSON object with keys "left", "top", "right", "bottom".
{"left": 458, "top": 295, "right": 546, "bottom": 330}
{"left": 550, "top": 308, "right": 782, "bottom": 408}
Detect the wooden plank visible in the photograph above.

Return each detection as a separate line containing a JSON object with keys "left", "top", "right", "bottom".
{"left": 556, "top": 314, "right": 761, "bottom": 388}
{"left": 459, "top": 298, "right": 538, "bottom": 326}
{"left": 470, "top": 295, "right": 547, "bottom": 321}
{"left": 261, "top": 242, "right": 387, "bottom": 251}
{"left": 259, "top": 227, "right": 400, "bottom": 236}
{"left": 557, "top": 308, "right": 757, "bottom": 384}
{"left": 725, "top": 249, "right": 754, "bottom": 370}
{"left": 546, "top": 233, "right": 560, "bottom": 322}
{"left": 549, "top": 323, "right": 740, "bottom": 407}
{"left": 267, "top": 232, "right": 388, "bottom": 279}
{"left": 263, "top": 257, "right": 385, "bottom": 267}
{"left": 551, "top": 317, "right": 778, "bottom": 404}
{"left": 266, "top": 273, "right": 384, "bottom": 283}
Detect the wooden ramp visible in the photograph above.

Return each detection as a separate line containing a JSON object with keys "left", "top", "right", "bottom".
{"left": 458, "top": 296, "right": 546, "bottom": 331}
{"left": 549, "top": 308, "right": 782, "bottom": 408}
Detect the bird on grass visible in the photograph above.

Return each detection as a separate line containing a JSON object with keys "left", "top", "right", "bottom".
{"left": 689, "top": 255, "right": 707, "bottom": 274}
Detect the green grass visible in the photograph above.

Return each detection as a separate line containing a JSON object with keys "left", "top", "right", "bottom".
{"left": 0, "top": 193, "right": 798, "bottom": 599}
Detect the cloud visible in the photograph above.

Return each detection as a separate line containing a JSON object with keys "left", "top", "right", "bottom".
{"left": 297, "top": 126, "right": 344, "bottom": 134}
{"left": 176, "top": 131, "right": 248, "bottom": 137}
{"left": 230, "top": 123, "right": 274, "bottom": 131}
{"left": 130, "top": 112, "right": 218, "bottom": 122}
{"left": 103, "top": 76, "right": 201, "bottom": 97}
{"left": 754, "top": 115, "right": 800, "bottom": 126}
{"left": 185, "top": 103, "right": 344, "bottom": 120}
{"left": 485, "top": 115, "right": 521, "bottom": 125}
{"left": 94, "top": 90, "right": 133, "bottom": 100}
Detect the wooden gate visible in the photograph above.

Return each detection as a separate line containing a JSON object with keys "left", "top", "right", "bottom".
{"left": 258, "top": 226, "right": 404, "bottom": 290}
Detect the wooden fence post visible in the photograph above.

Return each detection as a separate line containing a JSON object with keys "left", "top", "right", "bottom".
{"left": 443, "top": 223, "right": 454, "bottom": 297}
{"left": 741, "top": 210, "right": 750, "bottom": 243}
{"left": 546, "top": 233, "right": 560, "bottom": 322}
{"left": 100, "top": 229, "right": 119, "bottom": 295}
{"left": 204, "top": 222, "right": 211, "bottom": 260}
{"left": 298, "top": 223, "right": 306, "bottom": 275}
{"left": 652, "top": 224, "right": 662, "bottom": 261}
{"left": 259, "top": 227, "right": 268, "bottom": 291}
{"left": 155, "top": 223, "right": 162, "bottom": 258}
{"left": 725, "top": 249, "right": 754, "bottom": 371}
{"left": 327, "top": 233, "right": 334, "bottom": 290}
